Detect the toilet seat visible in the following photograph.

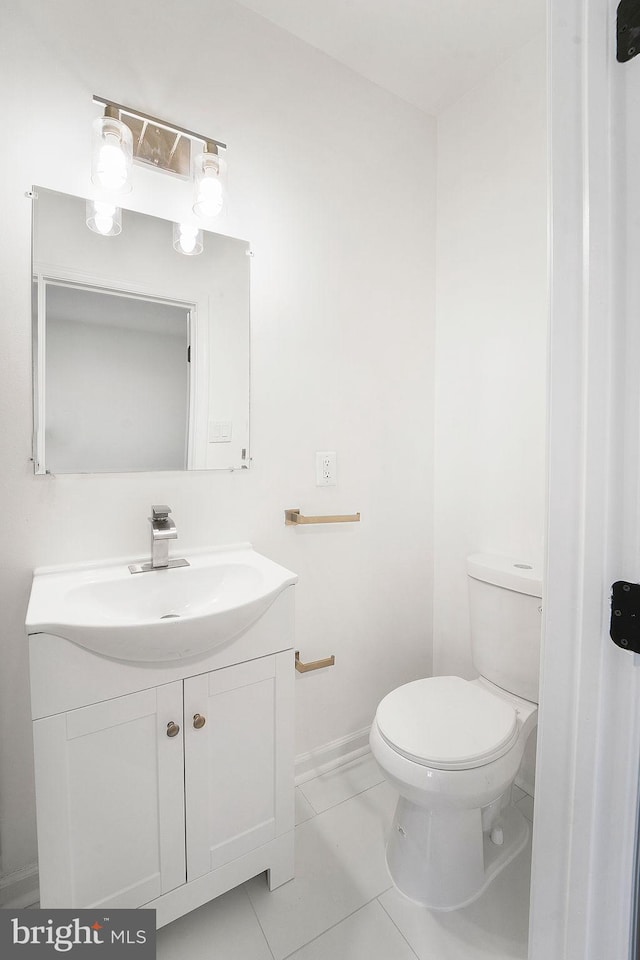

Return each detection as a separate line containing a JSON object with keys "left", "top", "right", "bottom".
{"left": 375, "top": 676, "right": 520, "bottom": 770}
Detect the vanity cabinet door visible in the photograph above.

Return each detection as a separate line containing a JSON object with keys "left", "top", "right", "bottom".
{"left": 183, "top": 651, "right": 294, "bottom": 880}
{"left": 33, "top": 682, "right": 186, "bottom": 909}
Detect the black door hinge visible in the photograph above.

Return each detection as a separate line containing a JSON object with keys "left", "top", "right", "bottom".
{"left": 610, "top": 581, "right": 640, "bottom": 651}
{"left": 618, "top": 0, "right": 640, "bottom": 62}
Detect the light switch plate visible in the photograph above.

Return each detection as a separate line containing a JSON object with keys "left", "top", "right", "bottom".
{"left": 208, "top": 421, "right": 232, "bottom": 443}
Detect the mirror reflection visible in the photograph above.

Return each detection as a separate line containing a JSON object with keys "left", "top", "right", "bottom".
{"left": 31, "top": 187, "right": 250, "bottom": 474}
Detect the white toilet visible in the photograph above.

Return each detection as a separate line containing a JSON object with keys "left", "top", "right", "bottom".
{"left": 370, "top": 554, "right": 542, "bottom": 911}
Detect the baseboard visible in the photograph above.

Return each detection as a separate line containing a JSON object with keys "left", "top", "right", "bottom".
{"left": 0, "top": 862, "right": 39, "bottom": 909}
{"left": 295, "top": 725, "right": 372, "bottom": 785}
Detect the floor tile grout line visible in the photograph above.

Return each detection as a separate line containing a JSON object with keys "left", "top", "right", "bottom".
{"left": 300, "top": 761, "right": 535, "bottom": 825}
{"left": 242, "top": 883, "right": 278, "bottom": 960}
{"left": 297, "top": 777, "right": 387, "bottom": 819}
{"left": 278, "top": 886, "right": 395, "bottom": 960}
{"left": 264, "top": 777, "right": 396, "bottom": 957}
{"left": 297, "top": 757, "right": 384, "bottom": 814}
{"left": 377, "top": 893, "right": 422, "bottom": 960}
{"left": 297, "top": 785, "right": 321, "bottom": 816}
{"left": 515, "top": 795, "right": 535, "bottom": 823}
{"left": 295, "top": 787, "right": 318, "bottom": 821}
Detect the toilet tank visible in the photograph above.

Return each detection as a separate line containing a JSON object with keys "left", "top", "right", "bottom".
{"left": 467, "top": 554, "right": 543, "bottom": 704}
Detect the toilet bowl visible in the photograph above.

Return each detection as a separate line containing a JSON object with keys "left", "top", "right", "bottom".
{"left": 370, "top": 676, "right": 537, "bottom": 909}
{"left": 370, "top": 555, "right": 542, "bottom": 910}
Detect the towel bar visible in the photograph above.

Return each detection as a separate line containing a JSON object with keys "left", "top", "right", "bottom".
{"left": 285, "top": 508, "right": 360, "bottom": 525}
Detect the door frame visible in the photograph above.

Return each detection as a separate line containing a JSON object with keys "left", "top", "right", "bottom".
{"left": 530, "top": 1, "right": 640, "bottom": 957}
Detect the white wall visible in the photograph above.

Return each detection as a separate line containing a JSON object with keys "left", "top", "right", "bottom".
{"left": 0, "top": 0, "right": 436, "bottom": 883}
{"left": 433, "top": 35, "right": 548, "bottom": 681}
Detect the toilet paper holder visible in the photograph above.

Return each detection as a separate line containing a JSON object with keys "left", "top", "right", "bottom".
{"left": 295, "top": 651, "right": 335, "bottom": 673}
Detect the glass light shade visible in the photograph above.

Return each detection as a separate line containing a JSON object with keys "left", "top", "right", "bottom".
{"left": 86, "top": 199, "right": 122, "bottom": 237}
{"left": 91, "top": 116, "right": 133, "bottom": 194}
{"left": 193, "top": 151, "right": 226, "bottom": 218}
{"left": 173, "top": 222, "right": 204, "bottom": 256}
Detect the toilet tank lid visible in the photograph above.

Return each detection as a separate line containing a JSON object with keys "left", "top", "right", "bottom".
{"left": 467, "top": 554, "right": 542, "bottom": 598}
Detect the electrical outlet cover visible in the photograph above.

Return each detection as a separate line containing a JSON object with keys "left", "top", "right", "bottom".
{"left": 316, "top": 451, "right": 337, "bottom": 486}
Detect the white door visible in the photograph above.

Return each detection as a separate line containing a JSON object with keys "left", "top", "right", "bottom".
{"left": 530, "top": 2, "right": 640, "bottom": 958}
{"left": 183, "top": 652, "right": 294, "bottom": 881}
{"left": 33, "top": 683, "right": 186, "bottom": 908}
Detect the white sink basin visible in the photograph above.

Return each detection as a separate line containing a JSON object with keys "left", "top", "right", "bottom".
{"left": 26, "top": 544, "right": 297, "bottom": 662}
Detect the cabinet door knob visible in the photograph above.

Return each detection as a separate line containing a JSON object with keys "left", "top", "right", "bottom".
{"left": 193, "top": 713, "right": 206, "bottom": 729}
{"left": 166, "top": 721, "right": 180, "bottom": 738}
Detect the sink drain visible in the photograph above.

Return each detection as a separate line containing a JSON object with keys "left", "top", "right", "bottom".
{"left": 160, "top": 613, "right": 180, "bottom": 620}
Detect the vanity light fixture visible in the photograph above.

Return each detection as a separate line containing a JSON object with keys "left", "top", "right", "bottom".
{"left": 86, "top": 199, "right": 122, "bottom": 236}
{"left": 193, "top": 145, "right": 226, "bottom": 218}
{"left": 89, "top": 98, "right": 227, "bottom": 243}
{"left": 173, "top": 222, "right": 203, "bottom": 256}
{"left": 91, "top": 106, "right": 133, "bottom": 194}
{"left": 92, "top": 96, "right": 226, "bottom": 200}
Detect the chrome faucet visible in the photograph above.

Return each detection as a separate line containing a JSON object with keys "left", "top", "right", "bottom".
{"left": 128, "top": 505, "right": 190, "bottom": 574}
{"left": 150, "top": 504, "right": 176, "bottom": 568}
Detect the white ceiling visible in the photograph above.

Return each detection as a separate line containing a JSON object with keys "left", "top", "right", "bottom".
{"left": 233, "top": 0, "right": 545, "bottom": 115}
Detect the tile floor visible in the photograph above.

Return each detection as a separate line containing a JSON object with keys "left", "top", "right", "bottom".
{"left": 157, "top": 755, "right": 534, "bottom": 960}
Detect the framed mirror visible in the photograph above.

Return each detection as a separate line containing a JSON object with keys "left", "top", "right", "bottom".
{"left": 31, "top": 187, "right": 250, "bottom": 474}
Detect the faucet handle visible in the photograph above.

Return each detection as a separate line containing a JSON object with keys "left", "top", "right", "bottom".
{"left": 151, "top": 504, "right": 172, "bottom": 521}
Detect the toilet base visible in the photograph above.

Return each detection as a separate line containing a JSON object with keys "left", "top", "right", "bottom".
{"left": 386, "top": 798, "right": 529, "bottom": 911}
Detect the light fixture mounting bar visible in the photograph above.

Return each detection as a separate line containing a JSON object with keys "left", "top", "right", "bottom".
{"left": 93, "top": 96, "right": 226, "bottom": 179}
{"left": 93, "top": 97, "right": 226, "bottom": 150}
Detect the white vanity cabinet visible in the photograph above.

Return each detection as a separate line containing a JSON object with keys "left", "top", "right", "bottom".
{"left": 33, "top": 682, "right": 187, "bottom": 909}
{"left": 28, "top": 587, "right": 295, "bottom": 927}
{"left": 183, "top": 656, "right": 285, "bottom": 878}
